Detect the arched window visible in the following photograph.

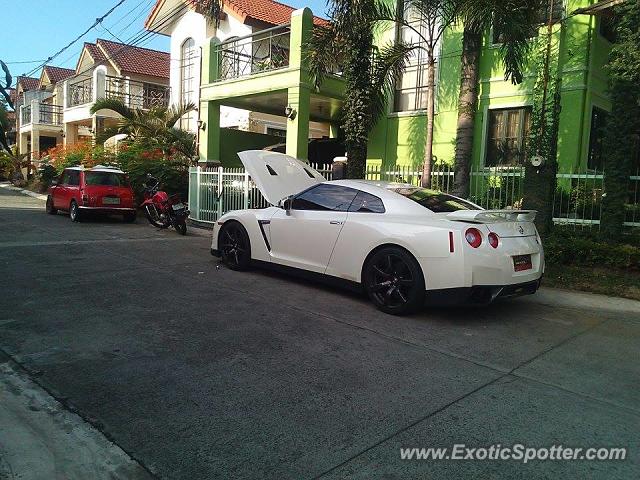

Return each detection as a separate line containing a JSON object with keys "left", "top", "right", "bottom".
{"left": 180, "top": 38, "right": 198, "bottom": 131}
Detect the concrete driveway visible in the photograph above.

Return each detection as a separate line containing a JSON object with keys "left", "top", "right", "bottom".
{"left": 0, "top": 187, "right": 638, "bottom": 479}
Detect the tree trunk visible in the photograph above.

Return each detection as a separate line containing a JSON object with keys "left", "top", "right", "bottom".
{"left": 601, "top": 79, "right": 640, "bottom": 239}
{"left": 346, "top": 141, "right": 367, "bottom": 179}
{"left": 421, "top": 56, "right": 436, "bottom": 188}
{"left": 453, "top": 28, "right": 482, "bottom": 198}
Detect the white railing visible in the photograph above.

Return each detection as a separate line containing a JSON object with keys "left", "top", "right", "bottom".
{"left": 189, "top": 163, "right": 331, "bottom": 223}
{"left": 188, "top": 162, "right": 640, "bottom": 229}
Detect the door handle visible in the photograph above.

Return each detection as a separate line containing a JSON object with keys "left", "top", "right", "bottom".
{"left": 329, "top": 220, "right": 343, "bottom": 225}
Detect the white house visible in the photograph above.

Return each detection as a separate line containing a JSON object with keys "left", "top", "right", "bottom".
{"left": 144, "top": 0, "right": 330, "bottom": 138}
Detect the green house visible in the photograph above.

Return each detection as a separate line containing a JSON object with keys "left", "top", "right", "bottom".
{"left": 198, "top": 0, "right": 615, "bottom": 176}
{"left": 368, "top": 0, "right": 614, "bottom": 175}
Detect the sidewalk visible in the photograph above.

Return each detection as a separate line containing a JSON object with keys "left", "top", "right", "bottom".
{"left": 0, "top": 359, "right": 154, "bottom": 480}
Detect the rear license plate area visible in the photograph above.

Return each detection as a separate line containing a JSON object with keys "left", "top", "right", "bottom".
{"left": 102, "top": 196, "right": 120, "bottom": 205}
{"left": 513, "top": 254, "right": 532, "bottom": 272}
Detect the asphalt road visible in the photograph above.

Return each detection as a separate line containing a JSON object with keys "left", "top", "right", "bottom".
{"left": 0, "top": 186, "right": 639, "bottom": 479}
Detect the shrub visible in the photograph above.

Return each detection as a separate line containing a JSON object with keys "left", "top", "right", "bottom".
{"left": 543, "top": 229, "right": 640, "bottom": 270}
{"left": 115, "top": 142, "right": 189, "bottom": 202}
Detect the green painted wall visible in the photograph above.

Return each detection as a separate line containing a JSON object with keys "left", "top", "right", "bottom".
{"left": 368, "top": 0, "right": 613, "bottom": 174}
{"left": 219, "top": 128, "right": 282, "bottom": 167}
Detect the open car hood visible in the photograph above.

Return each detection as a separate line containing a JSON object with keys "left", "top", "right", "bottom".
{"left": 237, "top": 150, "right": 325, "bottom": 205}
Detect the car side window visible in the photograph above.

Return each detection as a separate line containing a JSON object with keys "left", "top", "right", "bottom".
{"left": 67, "top": 170, "right": 80, "bottom": 186}
{"left": 292, "top": 184, "right": 358, "bottom": 211}
{"left": 348, "top": 191, "right": 385, "bottom": 213}
{"left": 60, "top": 171, "right": 71, "bottom": 185}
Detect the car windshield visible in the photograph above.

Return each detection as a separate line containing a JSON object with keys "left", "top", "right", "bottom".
{"left": 392, "top": 187, "right": 481, "bottom": 213}
{"left": 85, "top": 171, "right": 128, "bottom": 187}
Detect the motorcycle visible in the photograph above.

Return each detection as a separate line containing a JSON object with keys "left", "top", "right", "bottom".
{"left": 140, "top": 174, "right": 190, "bottom": 235}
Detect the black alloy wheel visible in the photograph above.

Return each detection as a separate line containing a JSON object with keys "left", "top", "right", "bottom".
{"left": 69, "top": 200, "right": 81, "bottom": 222}
{"left": 219, "top": 221, "right": 251, "bottom": 270}
{"left": 363, "top": 247, "right": 425, "bottom": 315}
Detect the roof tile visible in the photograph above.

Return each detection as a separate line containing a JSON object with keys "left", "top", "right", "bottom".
{"left": 96, "top": 39, "right": 170, "bottom": 79}
{"left": 43, "top": 65, "right": 75, "bottom": 84}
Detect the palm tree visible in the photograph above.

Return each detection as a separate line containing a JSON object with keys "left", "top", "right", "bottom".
{"left": 452, "top": 0, "right": 545, "bottom": 197}
{"left": 90, "top": 98, "right": 197, "bottom": 160}
{"left": 305, "top": 0, "right": 415, "bottom": 179}
{"left": 0, "top": 60, "right": 15, "bottom": 156}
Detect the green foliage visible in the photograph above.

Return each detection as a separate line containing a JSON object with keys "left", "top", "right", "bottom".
{"left": 115, "top": 143, "right": 189, "bottom": 202}
{"left": 601, "top": 1, "right": 640, "bottom": 238}
{"left": 90, "top": 98, "right": 197, "bottom": 160}
{"left": 605, "top": 1, "right": 640, "bottom": 85}
{"left": 544, "top": 229, "right": 640, "bottom": 270}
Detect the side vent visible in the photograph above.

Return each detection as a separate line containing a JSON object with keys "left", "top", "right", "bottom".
{"left": 266, "top": 165, "right": 277, "bottom": 176}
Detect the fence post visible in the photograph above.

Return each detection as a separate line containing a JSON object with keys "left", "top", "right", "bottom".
{"left": 195, "top": 166, "right": 201, "bottom": 221}
{"left": 217, "top": 166, "right": 224, "bottom": 220}
{"left": 244, "top": 170, "right": 250, "bottom": 209}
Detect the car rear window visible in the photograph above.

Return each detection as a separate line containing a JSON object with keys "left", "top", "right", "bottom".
{"left": 85, "top": 172, "right": 129, "bottom": 187}
{"left": 392, "top": 187, "right": 481, "bottom": 213}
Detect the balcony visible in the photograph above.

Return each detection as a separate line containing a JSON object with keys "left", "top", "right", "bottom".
{"left": 216, "top": 24, "right": 291, "bottom": 81}
{"left": 67, "top": 77, "right": 93, "bottom": 107}
{"left": 20, "top": 102, "right": 63, "bottom": 127}
{"left": 66, "top": 74, "right": 170, "bottom": 109}
{"left": 104, "top": 75, "right": 170, "bottom": 109}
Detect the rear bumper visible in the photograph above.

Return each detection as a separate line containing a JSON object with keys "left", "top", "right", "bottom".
{"left": 78, "top": 206, "right": 136, "bottom": 213}
{"left": 425, "top": 278, "right": 542, "bottom": 306}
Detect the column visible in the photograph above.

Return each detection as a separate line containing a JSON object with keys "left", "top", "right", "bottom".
{"left": 31, "top": 100, "right": 40, "bottom": 125}
{"left": 31, "top": 130, "right": 40, "bottom": 161}
{"left": 285, "top": 7, "right": 313, "bottom": 160}
{"left": 285, "top": 86, "right": 310, "bottom": 160}
{"left": 198, "top": 100, "right": 220, "bottom": 162}
{"left": 64, "top": 123, "right": 78, "bottom": 146}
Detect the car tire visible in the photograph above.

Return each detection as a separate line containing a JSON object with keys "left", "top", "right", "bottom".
{"left": 46, "top": 196, "right": 57, "bottom": 215}
{"left": 123, "top": 212, "right": 137, "bottom": 223}
{"left": 219, "top": 221, "right": 251, "bottom": 271}
{"left": 69, "top": 200, "right": 82, "bottom": 222}
{"left": 363, "top": 246, "right": 425, "bottom": 315}
{"left": 174, "top": 221, "right": 187, "bottom": 235}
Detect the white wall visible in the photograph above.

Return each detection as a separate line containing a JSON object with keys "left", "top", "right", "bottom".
{"left": 168, "top": 9, "right": 253, "bottom": 132}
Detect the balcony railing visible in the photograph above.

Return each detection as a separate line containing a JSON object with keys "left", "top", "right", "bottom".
{"left": 104, "top": 75, "right": 170, "bottom": 109}
{"left": 39, "top": 104, "right": 63, "bottom": 125}
{"left": 68, "top": 77, "right": 93, "bottom": 107}
{"left": 21, "top": 106, "right": 31, "bottom": 125}
{"left": 217, "top": 24, "right": 291, "bottom": 81}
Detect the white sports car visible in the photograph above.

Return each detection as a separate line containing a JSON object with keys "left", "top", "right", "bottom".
{"left": 211, "top": 151, "right": 544, "bottom": 315}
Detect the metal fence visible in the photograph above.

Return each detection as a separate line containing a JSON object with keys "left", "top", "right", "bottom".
{"left": 39, "top": 104, "right": 63, "bottom": 125}
{"left": 188, "top": 162, "right": 640, "bottom": 229}
{"left": 216, "top": 24, "right": 291, "bottom": 81}
{"left": 67, "top": 77, "right": 93, "bottom": 107}
{"left": 104, "top": 75, "right": 170, "bottom": 109}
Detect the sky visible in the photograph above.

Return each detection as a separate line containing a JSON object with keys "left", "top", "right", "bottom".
{"left": 0, "top": 0, "right": 329, "bottom": 86}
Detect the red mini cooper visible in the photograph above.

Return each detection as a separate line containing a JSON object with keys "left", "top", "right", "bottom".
{"left": 46, "top": 165, "right": 136, "bottom": 222}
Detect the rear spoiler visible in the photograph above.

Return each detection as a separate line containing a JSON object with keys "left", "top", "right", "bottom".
{"left": 446, "top": 210, "right": 537, "bottom": 223}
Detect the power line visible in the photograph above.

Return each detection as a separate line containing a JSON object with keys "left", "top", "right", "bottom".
{"left": 70, "top": 1, "right": 188, "bottom": 81}
{"left": 24, "top": 0, "right": 128, "bottom": 77}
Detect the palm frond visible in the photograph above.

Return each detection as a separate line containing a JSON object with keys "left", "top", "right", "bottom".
{"left": 95, "top": 126, "right": 126, "bottom": 146}
{"left": 370, "top": 41, "right": 416, "bottom": 125}
{"left": 165, "top": 103, "right": 197, "bottom": 128}
{"left": 90, "top": 98, "right": 135, "bottom": 118}
{"left": 303, "top": 23, "right": 345, "bottom": 89}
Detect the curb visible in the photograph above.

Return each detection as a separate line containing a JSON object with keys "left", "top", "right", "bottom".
{"left": 0, "top": 182, "right": 48, "bottom": 201}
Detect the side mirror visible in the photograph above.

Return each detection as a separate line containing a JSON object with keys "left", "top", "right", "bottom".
{"left": 50, "top": 179, "right": 58, "bottom": 186}
{"left": 278, "top": 196, "right": 292, "bottom": 215}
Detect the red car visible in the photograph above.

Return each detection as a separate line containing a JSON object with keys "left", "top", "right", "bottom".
{"left": 46, "top": 166, "right": 136, "bottom": 222}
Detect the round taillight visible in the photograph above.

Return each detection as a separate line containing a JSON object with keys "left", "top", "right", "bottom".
{"left": 465, "top": 228, "right": 482, "bottom": 248}
{"left": 488, "top": 232, "right": 499, "bottom": 249}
